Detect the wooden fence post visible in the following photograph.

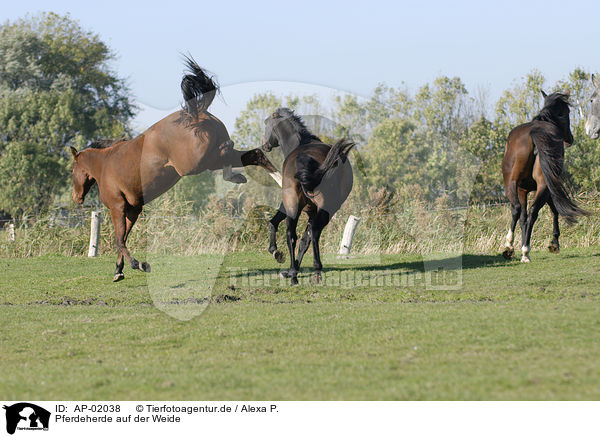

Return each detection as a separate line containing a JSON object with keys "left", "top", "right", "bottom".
{"left": 339, "top": 215, "right": 361, "bottom": 256}
{"left": 8, "top": 223, "right": 15, "bottom": 242}
{"left": 88, "top": 211, "right": 101, "bottom": 257}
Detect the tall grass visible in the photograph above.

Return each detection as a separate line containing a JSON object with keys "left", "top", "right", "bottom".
{"left": 2, "top": 190, "right": 599, "bottom": 258}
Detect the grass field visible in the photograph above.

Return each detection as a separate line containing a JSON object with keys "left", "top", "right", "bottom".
{"left": 1, "top": 248, "right": 600, "bottom": 400}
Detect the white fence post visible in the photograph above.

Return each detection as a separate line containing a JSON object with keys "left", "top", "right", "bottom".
{"left": 8, "top": 223, "right": 15, "bottom": 242}
{"left": 339, "top": 215, "right": 361, "bottom": 256}
{"left": 88, "top": 211, "right": 101, "bottom": 257}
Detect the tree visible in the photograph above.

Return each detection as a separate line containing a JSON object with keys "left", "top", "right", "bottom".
{"left": 461, "top": 117, "right": 505, "bottom": 203}
{"left": 0, "top": 12, "right": 134, "bottom": 216}
{"left": 363, "top": 118, "right": 420, "bottom": 190}
{"left": 410, "top": 77, "right": 474, "bottom": 203}
{"left": 231, "top": 92, "right": 283, "bottom": 150}
{"left": 495, "top": 70, "right": 546, "bottom": 130}
{"left": 552, "top": 68, "right": 600, "bottom": 191}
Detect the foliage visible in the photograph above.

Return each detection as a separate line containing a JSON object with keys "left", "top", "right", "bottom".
{"left": 2, "top": 13, "right": 599, "bottom": 228}
{"left": 228, "top": 68, "right": 599, "bottom": 209}
{"left": 0, "top": 12, "right": 134, "bottom": 217}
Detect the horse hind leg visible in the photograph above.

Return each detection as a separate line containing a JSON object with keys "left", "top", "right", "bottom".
{"left": 515, "top": 188, "right": 529, "bottom": 262}
{"left": 281, "top": 213, "right": 300, "bottom": 285}
{"left": 295, "top": 220, "right": 312, "bottom": 270}
{"left": 521, "top": 187, "right": 550, "bottom": 263}
{"left": 236, "top": 147, "right": 282, "bottom": 186}
{"left": 547, "top": 198, "right": 560, "bottom": 253}
{"left": 309, "top": 210, "right": 331, "bottom": 284}
{"left": 219, "top": 141, "right": 247, "bottom": 184}
{"left": 502, "top": 203, "right": 520, "bottom": 259}
{"left": 268, "top": 207, "right": 286, "bottom": 263}
{"left": 110, "top": 205, "right": 150, "bottom": 279}
{"left": 218, "top": 141, "right": 282, "bottom": 185}
{"left": 223, "top": 165, "right": 247, "bottom": 184}
{"left": 114, "top": 255, "right": 125, "bottom": 282}
{"left": 113, "top": 211, "right": 140, "bottom": 281}
{"left": 502, "top": 180, "right": 520, "bottom": 260}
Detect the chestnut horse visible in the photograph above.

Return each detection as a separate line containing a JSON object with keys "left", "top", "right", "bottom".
{"left": 71, "top": 57, "right": 281, "bottom": 281}
{"left": 502, "top": 91, "right": 587, "bottom": 262}
{"left": 262, "top": 108, "right": 354, "bottom": 285}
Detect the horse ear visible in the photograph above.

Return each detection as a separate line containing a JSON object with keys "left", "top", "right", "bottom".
{"left": 564, "top": 88, "right": 570, "bottom": 96}
{"left": 541, "top": 90, "right": 548, "bottom": 98}
{"left": 70, "top": 147, "right": 78, "bottom": 158}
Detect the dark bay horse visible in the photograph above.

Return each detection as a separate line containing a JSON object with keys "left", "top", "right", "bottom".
{"left": 71, "top": 57, "right": 280, "bottom": 281}
{"left": 502, "top": 90, "right": 588, "bottom": 262}
{"left": 585, "top": 74, "right": 600, "bottom": 139}
{"left": 262, "top": 108, "right": 354, "bottom": 285}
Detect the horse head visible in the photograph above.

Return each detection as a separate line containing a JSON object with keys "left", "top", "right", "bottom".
{"left": 262, "top": 108, "right": 311, "bottom": 156}
{"left": 262, "top": 110, "right": 283, "bottom": 152}
{"left": 540, "top": 90, "right": 574, "bottom": 146}
{"left": 70, "top": 147, "right": 96, "bottom": 204}
{"left": 585, "top": 74, "right": 600, "bottom": 139}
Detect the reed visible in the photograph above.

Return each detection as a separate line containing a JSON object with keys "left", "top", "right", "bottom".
{"left": 2, "top": 191, "right": 599, "bottom": 258}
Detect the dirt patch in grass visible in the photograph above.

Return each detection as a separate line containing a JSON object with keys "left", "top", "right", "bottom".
{"left": 30, "top": 296, "right": 109, "bottom": 306}
{"left": 166, "top": 297, "right": 210, "bottom": 305}
{"left": 213, "top": 294, "right": 242, "bottom": 303}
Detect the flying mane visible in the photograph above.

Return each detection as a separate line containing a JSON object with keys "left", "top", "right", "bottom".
{"left": 275, "top": 108, "right": 322, "bottom": 144}
{"left": 533, "top": 92, "right": 570, "bottom": 126}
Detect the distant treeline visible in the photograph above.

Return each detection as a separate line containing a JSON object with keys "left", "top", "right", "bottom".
{"left": 1, "top": 13, "right": 598, "bottom": 220}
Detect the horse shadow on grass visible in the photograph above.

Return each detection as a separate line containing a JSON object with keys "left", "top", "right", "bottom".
{"left": 223, "top": 253, "right": 508, "bottom": 287}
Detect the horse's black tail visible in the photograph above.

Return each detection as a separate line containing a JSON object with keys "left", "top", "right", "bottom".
{"left": 295, "top": 139, "right": 355, "bottom": 194}
{"left": 181, "top": 55, "right": 219, "bottom": 118}
{"left": 531, "top": 127, "right": 589, "bottom": 224}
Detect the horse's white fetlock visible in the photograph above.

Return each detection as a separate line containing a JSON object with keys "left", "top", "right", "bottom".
{"left": 521, "top": 245, "right": 531, "bottom": 263}
{"left": 505, "top": 229, "right": 514, "bottom": 250}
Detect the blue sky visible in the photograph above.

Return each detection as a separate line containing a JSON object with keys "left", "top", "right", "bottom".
{"left": 3, "top": 0, "right": 599, "bottom": 130}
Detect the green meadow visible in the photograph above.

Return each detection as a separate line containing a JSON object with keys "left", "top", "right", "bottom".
{"left": 1, "top": 248, "right": 599, "bottom": 400}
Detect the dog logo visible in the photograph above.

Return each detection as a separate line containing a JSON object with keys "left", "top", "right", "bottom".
{"left": 3, "top": 403, "right": 50, "bottom": 435}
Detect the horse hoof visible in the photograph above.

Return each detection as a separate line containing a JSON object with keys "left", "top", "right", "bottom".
{"left": 279, "top": 269, "right": 297, "bottom": 279}
{"left": 273, "top": 250, "right": 285, "bottom": 263}
{"left": 311, "top": 272, "right": 322, "bottom": 284}
{"left": 113, "top": 273, "right": 124, "bottom": 282}
{"left": 502, "top": 247, "right": 514, "bottom": 259}
{"left": 140, "top": 262, "right": 151, "bottom": 273}
{"left": 290, "top": 277, "right": 299, "bottom": 286}
{"left": 548, "top": 244, "right": 560, "bottom": 254}
{"left": 521, "top": 255, "right": 531, "bottom": 263}
{"left": 226, "top": 173, "right": 247, "bottom": 184}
